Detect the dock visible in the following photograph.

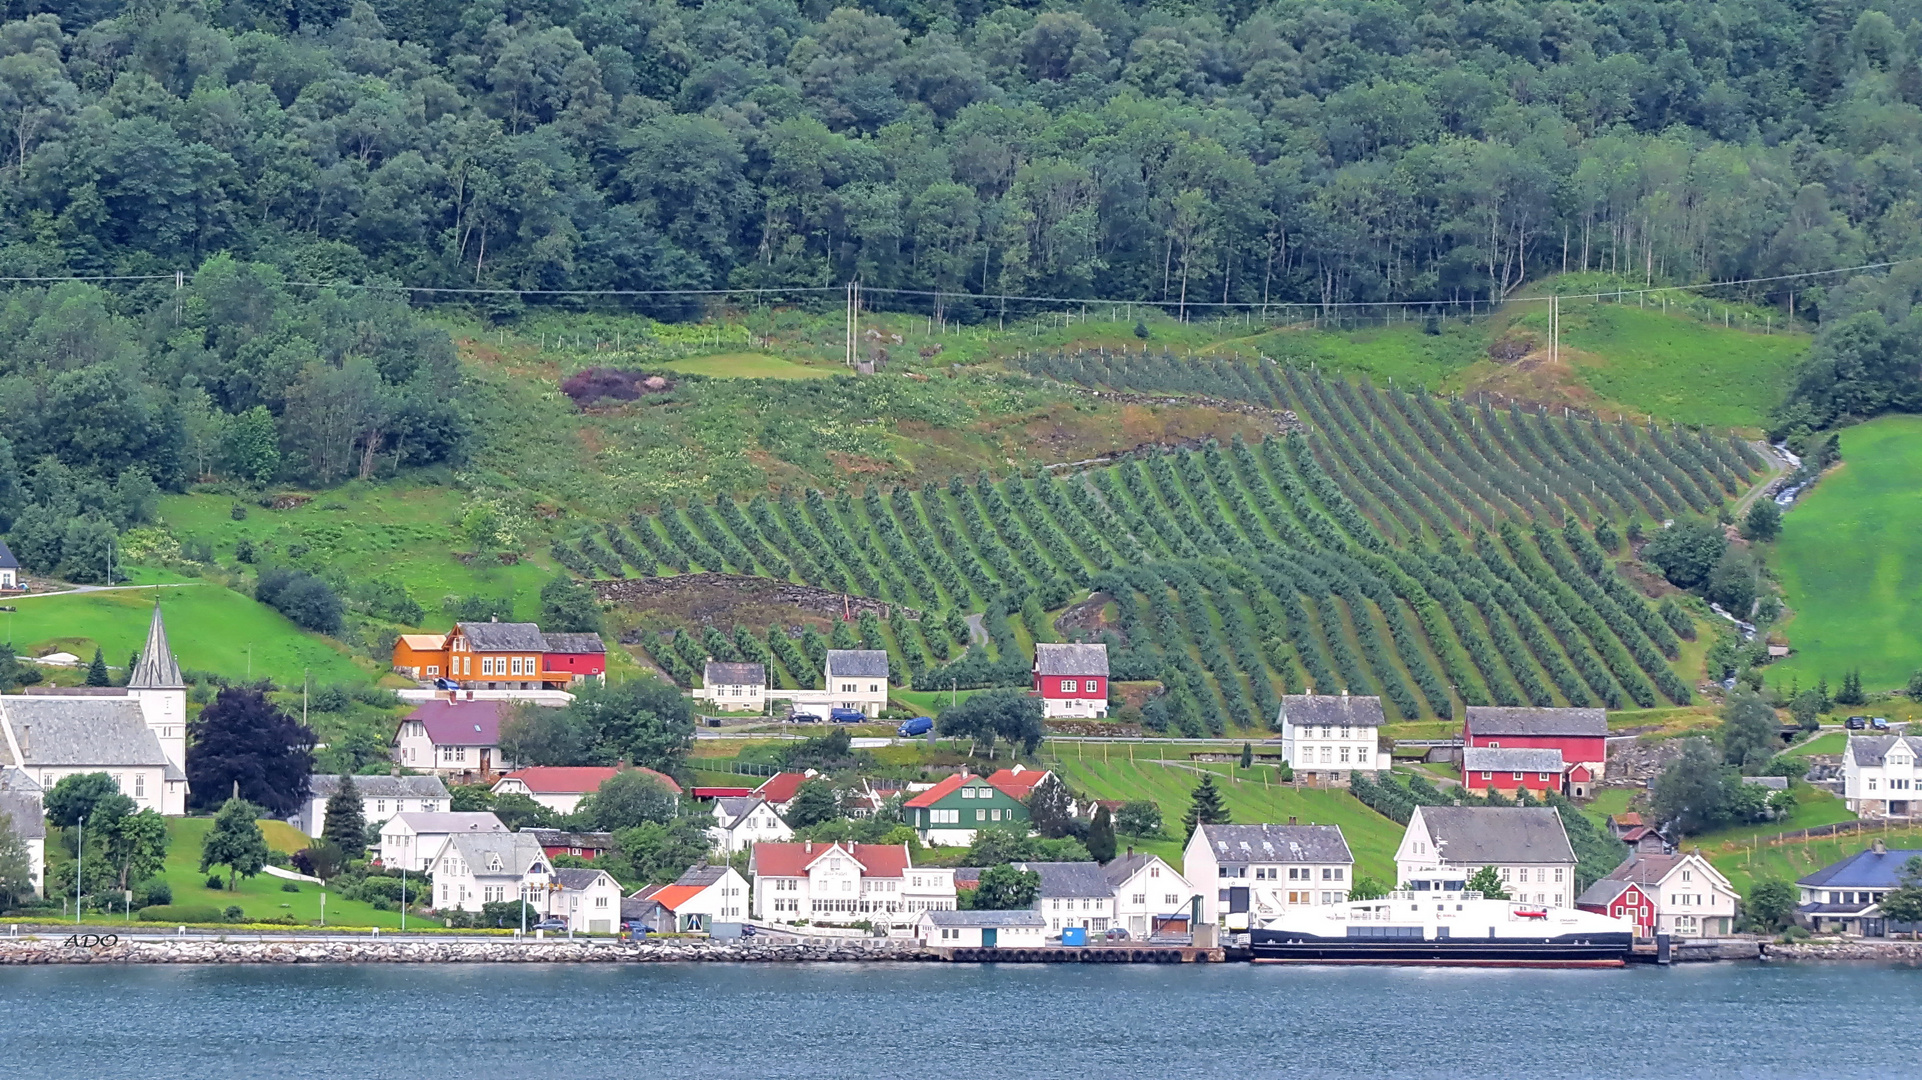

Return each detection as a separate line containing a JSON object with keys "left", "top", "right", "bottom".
{"left": 930, "top": 944, "right": 1226, "bottom": 963}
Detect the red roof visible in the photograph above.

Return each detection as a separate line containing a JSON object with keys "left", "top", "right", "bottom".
{"left": 499, "top": 765, "right": 683, "bottom": 796}
{"left": 754, "top": 772, "right": 809, "bottom": 804}
{"left": 1621, "top": 826, "right": 1659, "bottom": 844}
{"left": 406, "top": 699, "right": 512, "bottom": 747}
{"left": 647, "top": 884, "right": 706, "bottom": 911}
{"left": 986, "top": 767, "right": 1050, "bottom": 800}
{"left": 749, "top": 842, "right": 912, "bottom": 879}
{"left": 692, "top": 787, "right": 754, "bottom": 799}
{"left": 1567, "top": 764, "right": 1594, "bottom": 781}
{"left": 903, "top": 773, "right": 972, "bottom": 809}
{"left": 1613, "top": 812, "right": 1645, "bottom": 827}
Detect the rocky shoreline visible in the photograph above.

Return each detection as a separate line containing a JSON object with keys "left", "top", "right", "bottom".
{"left": 0, "top": 937, "right": 934, "bottom": 965}
{"left": 1765, "top": 940, "right": 1922, "bottom": 963}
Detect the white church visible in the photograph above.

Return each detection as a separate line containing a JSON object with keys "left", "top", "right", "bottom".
{"left": 0, "top": 602, "right": 190, "bottom": 818}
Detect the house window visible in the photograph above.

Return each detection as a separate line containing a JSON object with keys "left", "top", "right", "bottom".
{"left": 1320, "top": 746, "right": 1332, "bottom": 764}
{"left": 1480, "top": 772, "right": 1493, "bottom": 781}
{"left": 976, "top": 809, "right": 986, "bottom": 822}
{"left": 1513, "top": 772, "right": 1525, "bottom": 782}
{"left": 1340, "top": 746, "right": 1351, "bottom": 764}
{"left": 1060, "top": 679, "right": 1076, "bottom": 693}
{"left": 869, "top": 684, "right": 879, "bottom": 693}
{"left": 134, "top": 774, "right": 145, "bottom": 798}
{"left": 427, "top": 666, "right": 439, "bottom": 676}
{"left": 961, "top": 787, "right": 975, "bottom": 799}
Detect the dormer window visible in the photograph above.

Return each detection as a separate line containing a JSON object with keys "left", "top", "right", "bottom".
{"left": 486, "top": 855, "right": 503, "bottom": 872}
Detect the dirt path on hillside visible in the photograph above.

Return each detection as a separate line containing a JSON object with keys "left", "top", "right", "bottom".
{"left": 1731, "top": 441, "right": 1792, "bottom": 518}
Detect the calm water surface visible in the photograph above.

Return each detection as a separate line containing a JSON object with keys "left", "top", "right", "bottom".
{"left": 2, "top": 962, "right": 1917, "bottom": 1078}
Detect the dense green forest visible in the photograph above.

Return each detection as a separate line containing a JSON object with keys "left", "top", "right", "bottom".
{"left": 3, "top": 0, "right": 1922, "bottom": 568}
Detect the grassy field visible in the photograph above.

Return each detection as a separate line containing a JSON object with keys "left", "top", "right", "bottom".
{"left": 5, "top": 585, "right": 370, "bottom": 688}
{"left": 1771, "top": 415, "right": 1922, "bottom": 692}
{"left": 891, "top": 688, "right": 995, "bottom": 714}
{"left": 1248, "top": 321, "right": 1490, "bottom": 392}
{"left": 1045, "top": 757, "right": 1404, "bottom": 883}
{"left": 659, "top": 352, "right": 834, "bottom": 379}
{"left": 1709, "top": 825, "right": 1922, "bottom": 896}
{"left": 1556, "top": 298, "right": 1809, "bottom": 429}
{"left": 1787, "top": 731, "right": 1847, "bottom": 757}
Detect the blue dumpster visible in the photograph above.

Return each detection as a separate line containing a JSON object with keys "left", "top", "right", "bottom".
{"left": 1061, "top": 927, "right": 1088, "bottom": 946}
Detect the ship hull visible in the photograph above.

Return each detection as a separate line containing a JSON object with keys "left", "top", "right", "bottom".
{"left": 1249, "top": 931, "right": 1632, "bottom": 967}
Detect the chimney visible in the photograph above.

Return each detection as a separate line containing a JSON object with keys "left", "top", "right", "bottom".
{"left": 1288, "top": 816, "right": 1298, "bottom": 826}
{"left": 1341, "top": 688, "right": 1348, "bottom": 698}
{"left": 1873, "top": 838, "right": 1887, "bottom": 855}
{"left": 1126, "top": 845, "right": 1134, "bottom": 856}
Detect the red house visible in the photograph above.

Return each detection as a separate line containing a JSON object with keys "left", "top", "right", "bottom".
{"left": 541, "top": 632, "right": 608, "bottom": 685}
{"left": 525, "top": 828, "right": 615, "bottom": 861}
{"left": 1463, "top": 746, "right": 1566, "bottom": 795}
{"left": 1575, "top": 878, "right": 1655, "bottom": 935}
{"left": 1464, "top": 706, "right": 1607, "bottom": 778}
{"left": 1033, "top": 643, "right": 1108, "bottom": 719}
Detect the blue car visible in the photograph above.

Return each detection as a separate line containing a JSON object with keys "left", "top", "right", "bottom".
{"left": 898, "top": 716, "right": 934, "bottom": 737}
{"left": 830, "top": 707, "right": 866, "bottom": 724}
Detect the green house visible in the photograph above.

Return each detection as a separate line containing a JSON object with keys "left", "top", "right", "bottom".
{"left": 905, "top": 773, "right": 1030, "bottom": 846}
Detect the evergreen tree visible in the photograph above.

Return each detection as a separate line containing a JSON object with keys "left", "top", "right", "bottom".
{"left": 1836, "top": 668, "right": 1866, "bottom": 706}
{"left": 85, "top": 647, "right": 109, "bottom": 687}
{"left": 1026, "top": 774, "right": 1077, "bottom": 839}
{"left": 321, "top": 775, "right": 367, "bottom": 860}
{"left": 1240, "top": 741, "right": 1253, "bottom": 769}
{"left": 200, "top": 797, "right": 269, "bottom": 892}
{"left": 1087, "top": 805, "right": 1117, "bottom": 864}
{"left": 1182, "top": 774, "right": 1230, "bottom": 837}
{"left": 1593, "top": 520, "right": 1621, "bottom": 553}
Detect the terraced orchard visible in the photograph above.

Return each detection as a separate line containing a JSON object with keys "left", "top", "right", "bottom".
{"left": 555, "top": 353, "right": 1761, "bottom": 736}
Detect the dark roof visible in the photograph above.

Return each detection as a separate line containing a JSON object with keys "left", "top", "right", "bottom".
{"left": 1281, "top": 694, "right": 1386, "bottom": 728}
{"left": 525, "top": 829, "right": 614, "bottom": 849}
{"left": 308, "top": 774, "right": 448, "bottom": 800}
{"left": 1102, "top": 852, "right": 1178, "bottom": 888}
{"left": 1011, "top": 861, "right": 1113, "bottom": 898}
{"left": 553, "top": 868, "right": 612, "bottom": 891}
{"left": 0, "top": 770, "right": 43, "bottom": 841}
{"left": 1463, "top": 747, "right": 1565, "bottom": 773}
{"left": 128, "top": 604, "right": 183, "bottom": 689}
{"left": 1575, "top": 879, "right": 1633, "bottom": 907}
{"left": 673, "top": 865, "right": 730, "bottom": 888}
{"left": 1607, "top": 852, "right": 1712, "bottom": 888}
{"left": 542, "top": 632, "right": 606, "bottom": 654}
{"left": 712, "top": 796, "right": 769, "bottom": 827}
{"left": 921, "top": 909, "right": 1047, "bottom": 928}
{"left": 3, "top": 697, "right": 177, "bottom": 771}
{"left": 0, "top": 538, "right": 16, "bottom": 569}
{"left": 1465, "top": 707, "right": 1608, "bottom": 738}
{"left": 1796, "top": 847, "right": 1922, "bottom": 890}
{"left": 704, "top": 661, "right": 766, "bottom": 686}
{"left": 1741, "top": 775, "right": 1789, "bottom": 790}
{"left": 1848, "top": 735, "right": 1922, "bottom": 767}
{"left": 1034, "top": 643, "right": 1109, "bottom": 677}
{"left": 825, "top": 649, "right": 889, "bottom": 678}
{"left": 1196, "top": 824, "right": 1353, "bottom": 865}
{"left": 1416, "top": 806, "right": 1577, "bottom": 866}
{"left": 456, "top": 621, "right": 549, "bottom": 652}
{"left": 621, "top": 895, "right": 665, "bottom": 920}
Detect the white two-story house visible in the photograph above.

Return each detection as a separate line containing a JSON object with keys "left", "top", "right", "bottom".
{"left": 1596, "top": 850, "right": 1739, "bottom": 938}
{"left": 548, "top": 867, "right": 625, "bottom": 933}
{"left": 426, "top": 831, "right": 550, "bottom": 914}
{"left": 1396, "top": 805, "right": 1578, "bottom": 907}
{"left": 381, "top": 811, "right": 508, "bottom": 872}
{"left": 390, "top": 698, "right": 514, "bottom": 781}
{"left": 288, "top": 774, "right": 450, "bottom": 838}
{"left": 1844, "top": 735, "right": 1921, "bottom": 818}
{"left": 708, "top": 795, "right": 794, "bottom": 854}
{"left": 696, "top": 661, "right": 767, "bottom": 713}
{"left": 1277, "top": 692, "right": 1388, "bottom": 785}
{"left": 1183, "top": 822, "right": 1356, "bottom": 930}
{"left": 1017, "top": 862, "right": 1117, "bottom": 935}
{"left": 823, "top": 649, "right": 890, "bottom": 717}
{"left": 749, "top": 841, "right": 956, "bottom": 928}
{"left": 1104, "top": 852, "right": 1196, "bottom": 939}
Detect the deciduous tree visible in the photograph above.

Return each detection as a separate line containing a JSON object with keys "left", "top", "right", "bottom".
{"left": 200, "top": 797, "right": 270, "bottom": 892}
{"left": 186, "top": 687, "right": 316, "bottom": 816}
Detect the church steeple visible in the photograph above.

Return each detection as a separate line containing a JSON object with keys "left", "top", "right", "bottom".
{"left": 129, "top": 601, "right": 183, "bottom": 689}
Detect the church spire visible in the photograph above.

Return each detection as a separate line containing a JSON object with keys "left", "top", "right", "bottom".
{"left": 129, "top": 600, "right": 183, "bottom": 689}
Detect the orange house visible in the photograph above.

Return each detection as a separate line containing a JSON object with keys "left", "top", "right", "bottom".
{"left": 392, "top": 635, "right": 450, "bottom": 679}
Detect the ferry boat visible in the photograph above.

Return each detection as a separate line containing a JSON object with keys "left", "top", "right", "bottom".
{"left": 1249, "top": 891, "right": 1633, "bottom": 967}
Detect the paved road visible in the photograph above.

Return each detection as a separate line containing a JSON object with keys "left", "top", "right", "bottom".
{"left": 7, "top": 581, "right": 200, "bottom": 600}
{"left": 1730, "top": 441, "right": 1790, "bottom": 518}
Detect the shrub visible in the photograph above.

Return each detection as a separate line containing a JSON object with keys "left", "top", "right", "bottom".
{"left": 281, "top": 880, "right": 301, "bottom": 893}
{"left": 206, "top": 874, "right": 225, "bottom": 890}
{"left": 230, "top": 504, "right": 248, "bottom": 520}
{"left": 224, "top": 906, "right": 246, "bottom": 921}
{"left": 255, "top": 567, "right": 344, "bottom": 634}
{"left": 133, "top": 880, "right": 172, "bottom": 908}
{"left": 137, "top": 904, "right": 225, "bottom": 923}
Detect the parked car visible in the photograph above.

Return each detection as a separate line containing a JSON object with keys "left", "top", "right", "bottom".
{"left": 1103, "top": 927, "right": 1131, "bottom": 941}
{"left": 898, "top": 716, "right": 934, "bottom": 737}
{"left": 787, "top": 712, "right": 821, "bottom": 724}
{"left": 830, "top": 707, "right": 866, "bottom": 723}
{"left": 1846, "top": 716, "right": 1868, "bottom": 730}
{"left": 1871, "top": 717, "right": 1891, "bottom": 730}
{"left": 533, "top": 919, "right": 568, "bottom": 932}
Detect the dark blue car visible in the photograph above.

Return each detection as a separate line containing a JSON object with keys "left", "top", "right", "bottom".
{"left": 898, "top": 716, "right": 934, "bottom": 737}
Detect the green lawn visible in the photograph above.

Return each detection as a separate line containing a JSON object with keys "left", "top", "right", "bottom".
{"left": 1583, "top": 788, "right": 1636, "bottom": 822}
{"left": 1787, "top": 731, "right": 1846, "bottom": 757}
{"left": 1557, "top": 298, "right": 1809, "bottom": 429}
{"left": 659, "top": 352, "right": 835, "bottom": 379}
{"left": 1771, "top": 415, "right": 1922, "bottom": 692}
{"left": 1046, "top": 757, "right": 1405, "bottom": 883}
{"left": 1249, "top": 321, "right": 1489, "bottom": 393}
{"left": 155, "top": 482, "right": 558, "bottom": 629}
{"left": 1710, "top": 826, "right": 1922, "bottom": 897}
{"left": 6, "top": 584, "right": 371, "bottom": 688}
{"left": 891, "top": 688, "right": 995, "bottom": 714}
{"left": 50, "top": 817, "right": 439, "bottom": 928}
{"left": 1678, "top": 784, "right": 1856, "bottom": 852}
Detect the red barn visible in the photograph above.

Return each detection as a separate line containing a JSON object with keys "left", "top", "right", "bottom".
{"left": 1575, "top": 878, "right": 1655, "bottom": 935}
{"left": 1033, "top": 643, "right": 1108, "bottom": 719}
{"left": 1464, "top": 706, "right": 1607, "bottom": 778}
{"left": 1463, "top": 747, "right": 1566, "bottom": 795}
{"left": 541, "top": 632, "right": 608, "bottom": 685}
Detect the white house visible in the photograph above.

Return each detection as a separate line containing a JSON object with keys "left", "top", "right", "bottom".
{"left": 491, "top": 765, "right": 682, "bottom": 816}
{"left": 629, "top": 864, "right": 752, "bottom": 931}
{"left": 0, "top": 769, "right": 45, "bottom": 896}
{"left": 750, "top": 841, "right": 956, "bottom": 928}
{"left": 1395, "top": 805, "right": 1578, "bottom": 907}
{"left": 0, "top": 695, "right": 188, "bottom": 816}
{"left": 390, "top": 698, "right": 516, "bottom": 780}
{"left": 1844, "top": 735, "right": 1921, "bottom": 818}
{"left": 0, "top": 538, "right": 18, "bottom": 590}
{"left": 381, "top": 811, "right": 508, "bottom": 872}
{"left": 547, "top": 867, "right": 625, "bottom": 933}
{"left": 708, "top": 796, "right": 794, "bottom": 854}
{"left": 695, "top": 660, "right": 767, "bottom": 713}
{"left": 1277, "top": 692, "right": 1388, "bottom": 784}
{"left": 1183, "top": 823, "right": 1355, "bottom": 930}
{"left": 1104, "top": 852, "right": 1196, "bottom": 939}
{"left": 822, "top": 649, "right": 890, "bottom": 717}
{"left": 288, "top": 774, "right": 450, "bottom": 838}
{"left": 918, "top": 909, "right": 1047, "bottom": 948}
{"left": 1017, "top": 861, "right": 1119, "bottom": 935}
{"left": 426, "top": 830, "right": 549, "bottom": 914}
{"left": 1597, "top": 850, "right": 1739, "bottom": 938}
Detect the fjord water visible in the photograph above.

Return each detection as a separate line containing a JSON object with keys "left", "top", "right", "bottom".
{"left": 4, "top": 962, "right": 1917, "bottom": 1078}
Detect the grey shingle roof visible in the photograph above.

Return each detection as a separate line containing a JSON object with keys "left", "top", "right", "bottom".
{"left": 704, "top": 661, "right": 766, "bottom": 687}
{"left": 1465, "top": 707, "right": 1607, "bottom": 738}
{"left": 825, "top": 649, "right": 890, "bottom": 678}
{"left": 1281, "top": 693, "right": 1386, "bottom": 728}
{"left": 0, "top": 768, "right": 43, "bottom": 840}
{"left": 1198, "top": 823, "right": 1354, "bottom": 865}
{"left": 674, "top": 865, "right": 729, "bottom": 888}
{"left": 386, "top": 811, "right": 507, "bottom": 835}
{"left": 1606, "top": 852, "right": 1702, "bottom": 888}
{"left": 1463, "top": 747, "right": 1565, "bottom": 774}
{"left": 456, "top": 621, "right": 549, "bottom": 652}
{"left": 525, "top": 829, "right": 614, "bottom": 849}
{"left": 1, "top": 696, "right": 174, "bottom": 768}
{"left": 1575, "top": 878, "right": 1632, "bottom": 907}
{"left": 128, "top": 604, "right": 183, "bottom": 689}
{"left": 1741, "top": 775, "right": 1789, "bottom": 790}
{"left": 1417, "top": 806, "right": 1577, "bottom": 866}
{"left": 712, "top": 796, "right": 767, "bottom": 827}
{"left": 541, "top": 633, "right": 606, "bottom": 654}
{"left": 441, "top": 831, "right": 545, "bottom": 875}
{"left": 1034, "top": 643, "right": 1109, "bottom": 677}
{"left": 553, "top": 868, "right": 611, "bottom": 891}
{"left": 1848, "top": 735, "right": 1922, "bottom": 767}
{"left": 1012, "top": 861, "right": 1113, "bottom": 898}
{"left": 309, "top": 774, "right": 448, "bottom": 800}
{"left": 921, "top": 909, "right": 1047, "bottom": 928}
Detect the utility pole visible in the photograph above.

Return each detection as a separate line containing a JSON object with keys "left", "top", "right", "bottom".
{"left": 75, "top": 818, "right": 82, "bottom": 925}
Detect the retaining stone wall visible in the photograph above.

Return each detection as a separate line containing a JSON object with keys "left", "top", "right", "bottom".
{"left": 0, "top": 937, "right": 934, "bottom": 965}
